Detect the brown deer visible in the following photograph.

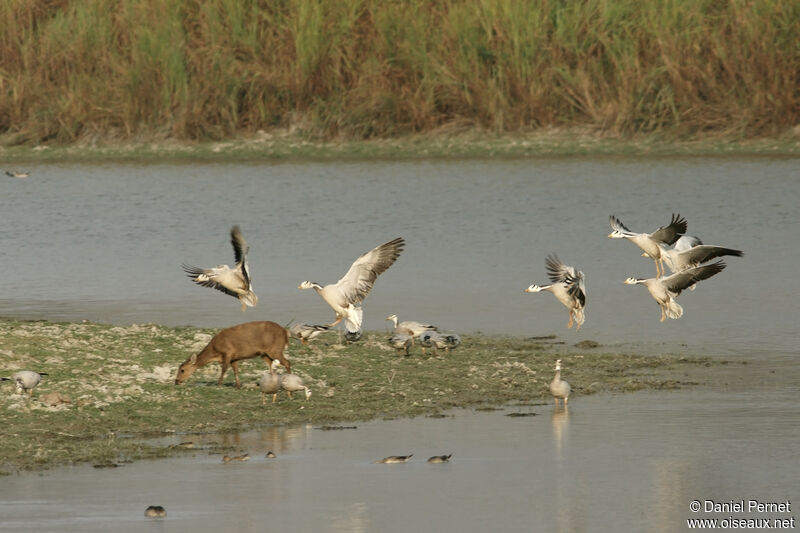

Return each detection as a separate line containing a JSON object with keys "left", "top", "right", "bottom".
{"left": 175, "top": 321, "right": 290, "bottom": 388}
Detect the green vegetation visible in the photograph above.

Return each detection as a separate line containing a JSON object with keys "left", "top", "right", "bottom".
{"left": 1, "top": 0, "right": 797, "bottom": 146}
{"left": 0, "top": 318, "right": 710, "bottom": 472}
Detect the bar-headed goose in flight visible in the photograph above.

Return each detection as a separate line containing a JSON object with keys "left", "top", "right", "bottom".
{"left": 609, "top": 214, "right": 687, "bottom": 277}
{"left": 657, "top": 242, "right": 743, "bottom": 275}
{"left": 298, "top": 237, "right": 405, "bottom": 332}
{"left": 525, "top": 254, "right": 586, "bottom": 330}
{"left": 182, "top": 225, "right": 258, "bottom": 311}
{"left": 624, "top": 260, "right": 726, "bottom": 321}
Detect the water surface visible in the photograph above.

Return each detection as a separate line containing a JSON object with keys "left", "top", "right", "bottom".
{"left": 1, "top": 157, "right": 797, "bottom": 356}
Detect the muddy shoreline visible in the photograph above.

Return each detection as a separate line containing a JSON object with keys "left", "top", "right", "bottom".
{"left": 0, "top": 318, "right": 721, "bottom": 472}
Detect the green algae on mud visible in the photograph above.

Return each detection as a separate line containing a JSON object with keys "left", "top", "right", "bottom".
{"left": 0, "top": 318, "right": 711, "bottom": 472}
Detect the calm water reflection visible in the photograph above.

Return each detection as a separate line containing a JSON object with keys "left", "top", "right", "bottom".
{"left": 1, "top": 366, "right": 797, "bottom": 533}
{"left": 1, "top": 157, "right": 798, "bottom": 356}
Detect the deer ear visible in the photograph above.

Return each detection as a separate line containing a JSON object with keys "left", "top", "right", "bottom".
{"left": 189, "top": 353, "right": 198, "bottom": 365}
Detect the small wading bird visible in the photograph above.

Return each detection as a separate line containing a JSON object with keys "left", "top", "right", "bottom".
{"left": 549, "top": 359, "right": 571, "bottom": 407}
{"left": 298, "top": 237, "right": 405, "bottom": 332}
{"left": 524, "top": 254, "right": 586, "bottom": 330}
{"left": 374, "top": 454, "right": 413, "bottom": 464}
{"left": 1, "top": 371, "right": 48, "bottom": 396}
{"left": 624, "top": 260, "right": 727, "bottom": 321}
{"left": 388, "top": 332, "right": 414, "bottom": 355}
{"left": 144, "top": 506, "right": 167, "bottom": 518}
{"left": 419, "top": 331, "right": 461, "bottom": 354}
{"left": 182, "top": 225, "right": 258, "bottom": 311}
{"left": 5, "top": 170, "right": 30, "bottom": 178}
{"left": 608, "top": 214, "right": 687, "bottom": 277}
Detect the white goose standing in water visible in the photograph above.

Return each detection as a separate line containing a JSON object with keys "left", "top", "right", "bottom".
{"left": 549, "top": 359, "right": 571, "bottom": 407}
{"left": 609, "top": 213, "right": 687, "bottom": 277}
{"left": 182, "top": 225, "right": 258, "bottom": 311}
{"left": 524, "top": 254, "right": 586, "bottom": 330}
{"left": 298, "top": 237, "right": 405, "bottom": 332}
{"left": 624, "top": 260, "right": 727, "bottom": 321}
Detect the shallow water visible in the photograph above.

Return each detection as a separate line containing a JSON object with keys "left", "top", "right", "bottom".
{"left": 1, "top": 157, "right": 798, "bottom": 355}
{"left": 1, "top": 157, "right": 798, "bottom": 531}
{"left": 1, "top": 357, "right": 797, "bottom": 533}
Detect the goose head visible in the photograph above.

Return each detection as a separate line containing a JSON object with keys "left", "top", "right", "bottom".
{"left": 297, "top": 280, "right": 320, "bottom": 290}
{"left": 524, "top": 284, "right": 543, "bottom": 293}
{"left": 608, "top": 229, "right": 626, "bottom": 239}
{"left": 624, "top": 277, "right": 644, "bottom": 285}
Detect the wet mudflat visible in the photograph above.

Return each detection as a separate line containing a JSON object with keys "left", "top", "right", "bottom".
{"left": 1, "top": 354, "right": 797, "bottom": 533}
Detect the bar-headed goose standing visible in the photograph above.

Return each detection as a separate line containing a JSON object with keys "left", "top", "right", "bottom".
{"left": 298, "top": 237, "right": 405, "bottom": 332}
{"left": 182, "top": 225, "right": 257, "bottom": 311}
{"left": 549, "top": 359, "right": 571, "bottom": 407}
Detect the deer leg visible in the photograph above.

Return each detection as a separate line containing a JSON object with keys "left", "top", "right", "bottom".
{"left": 218, "top": 359, "right": 230, "bottom": 385}
{"left": 231, "top": 361, "right": 241, "bottom": 389}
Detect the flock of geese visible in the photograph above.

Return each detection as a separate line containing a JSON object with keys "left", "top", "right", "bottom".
{"left": 3, "top": 214, "right": 742, "bottom": 410}
{"left": 525, "top": 214, "right": 743, "bottom": 327}
{"left": 181, "top": 229, "right": 461, "bottom": 353}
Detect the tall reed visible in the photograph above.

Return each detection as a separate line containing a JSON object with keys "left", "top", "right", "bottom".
{"left": 0, "top": 0, "right": 796, "bottom": 143}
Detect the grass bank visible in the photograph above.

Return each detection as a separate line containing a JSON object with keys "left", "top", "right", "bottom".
{"left": 1, "top": 0, "right": 797, "bottom": 145}
{"left": 0, "top": 318, "right": 712, "bottom": 472}
{"left": 1, "top": 127, "right": 798, "bottom": 164}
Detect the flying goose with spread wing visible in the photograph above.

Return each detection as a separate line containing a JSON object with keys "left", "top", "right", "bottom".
{"left": 298, "top": 237, "right": 405, "bottom": 332}
{"left": 624, "top": 260, "right": 727, "bottom": 321}
{"left": 524, "top": 254, "right": 586, "bottom": 330}
{"left": 609, "top": 214, "right": 687, "bottom": 277}
{"left": 657, "top": 242, "right": 743, "bottom": 275}
{"left": 182, "top": 225, "right": 257, "bottom": 311}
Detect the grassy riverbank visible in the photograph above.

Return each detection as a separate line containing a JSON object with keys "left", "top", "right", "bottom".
{"left": 0, "top": 318, "right": 714, "bottom": 472}
{"left": 1, "top": 1, "right": 797, "bottom": 145}
{"left": 1, "top": 128, "right": 798, "bottom": 164}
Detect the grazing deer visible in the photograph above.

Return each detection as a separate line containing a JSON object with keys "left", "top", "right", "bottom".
{"left": 175, "top": 321, "right": 290, "bottom": 388}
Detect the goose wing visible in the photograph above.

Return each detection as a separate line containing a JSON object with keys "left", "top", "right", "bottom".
{"left": 230, "top": 226, "right": 252, "bottom": 287}
{"left": 545, "top": 254, "right": 576, "bottom": 284}
{"left": 663, "top": 260, "right": 726, "bottom": 295}
{"left": 609, "top": 215, "right": 635, "bottom": 235}
{"left": 333, "top": 237, "right": 405, "bottom": 305}
{"left": 565, "top": 270, "right": 586, "bottom": 307}
{"left": 649, "top": 213, "right": 687, "bottom": 245}
{"left": 678, "top": 245, "right": 743, "bottom": 266}
{"left": 182, "top": 264, "right": 242, "bottom": 298}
